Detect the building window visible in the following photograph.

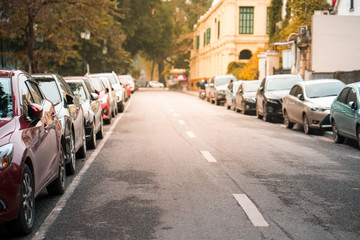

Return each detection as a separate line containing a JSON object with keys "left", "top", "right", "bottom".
{"left": 196, "top": 35, "right": 200, "bottom": 50}
{"left": 239, "top": 7, "right": 254, "bottom": 34}
{"left": 239, "top": 50, "right": 252, "bottom": 60}
{"left": 206, "top": 28, "right": 211, "bottom": 44}
{"left": 218, "top": 21, "right": 220, "bottom": 39}
{"left": 266, "top": 7, "right": 270, "bottom": 34}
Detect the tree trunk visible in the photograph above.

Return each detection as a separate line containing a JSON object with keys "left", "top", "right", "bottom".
{"left": 158, "top": 59, "right": 165, "bottom": 84}
{"left": 150, "top": 60, "right": 155, "bottom": 81}
{"left": 26, "top": 1, "right": 38, "bottom": 73}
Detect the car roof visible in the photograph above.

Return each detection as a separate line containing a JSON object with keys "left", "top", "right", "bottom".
{"left": 297, "top": 79, "right": 344, "bottom": 86}
{"left": 267, "top": 74, "right": 302, "bottom": 79}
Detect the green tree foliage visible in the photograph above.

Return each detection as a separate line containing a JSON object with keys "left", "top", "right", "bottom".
{"left": 226, "top": 62, "right": 245, "bottom": 80}
{"left": 0, "top": 0, "right": 129, "bottom": 74}
{"left": 268, "top": 0, "right": 330, "bottom": 43}
{"left": 268, "top": 0, "right": 283, "bottom": 44}
{"left": 281, "top": 0, "right": 330, "bottom": 39}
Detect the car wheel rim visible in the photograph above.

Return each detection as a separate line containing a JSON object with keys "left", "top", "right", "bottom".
{"left": 83, "top": 131, "right": 86, "bottom": 151}
{"left": 92, "top": 123, "right": 96, "bottom": 146}
{"left": 304, "top": 116, "right": 309, "bottom": 133}
{"left": 59, "top": 153, "right": 65, "bottom": 189}
{"left": 332, "top": 123, "right": 337, "bottom": 141}
{"left": 22, "top": 173, "right": 34, "bottom": 226}
{"left": 70, "top": 134, "right": 76, "bottom": 169}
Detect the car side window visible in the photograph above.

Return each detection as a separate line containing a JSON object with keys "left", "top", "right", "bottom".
{"left": 27, "top": 81, "right": 43, "bottom": 105}
{"left": 289, "top": 85, "right": 298, "bottom": 96}
{"left": 346, "top": 88, "right": 357, "bottom": 105}
{"left": 57, "top": 75, "right": 74, "bottom": 97}
{"left": 19, "top": 75, "right": 33, "bottom": 118}
{"left": 295, "top": 86, "right": 303, "bottom": 97}
{"left": 337, "top": 87, "right": 350, "bottom": 104}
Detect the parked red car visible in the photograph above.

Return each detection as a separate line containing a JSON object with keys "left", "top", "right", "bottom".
{"left": 0, "top": 69, "right": 65, "bottom": 235}
{"left": 87, "top": 76, "right": 112, "bottom": 124}
{"left": 118, "top": 75, "right": 131, "bottom": 101}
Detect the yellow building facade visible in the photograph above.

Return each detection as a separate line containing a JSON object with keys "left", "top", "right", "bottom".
{"left": 189, "top": 0, "right": 271, "bottom": 89}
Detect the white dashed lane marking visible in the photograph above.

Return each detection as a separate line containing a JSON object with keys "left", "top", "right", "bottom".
{"left": 233, "top": 194, "right": 269, "bottom": 227}
{"left": 200, "top": 151, "right": 217, "bottom": 162}
{"left": 179, "top": 120, "right": 185, "bottom": 125}
{"left": 186, "top": 131, "right": 196, "bottom": 138}
{"left": 173, "top": 113, "right": 179, "bottom": 117}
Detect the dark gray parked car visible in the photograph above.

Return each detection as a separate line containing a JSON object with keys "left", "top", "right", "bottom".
{"left": 33, "top": 74, "right": 86, "bottom": 175}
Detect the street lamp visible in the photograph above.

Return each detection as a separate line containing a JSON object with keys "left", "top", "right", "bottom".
{"left": 80, "top": 30, "right": 90, "bottom": 75}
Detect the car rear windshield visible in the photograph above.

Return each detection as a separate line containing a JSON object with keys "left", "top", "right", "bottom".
{"left": 266, "top": 76, "right": 302, "bottom": 91}
{"left": 88, "top": 78, "right": 104, "bottom": 92}
{"left": 36, "top": 78, "right": 62, "bottom": 105}
{"left": 0, "top": 77, "right": 13, "bottom": 118}
{"left": 305, "top": 81, "right": 345, "bottom": 98}
{"left": 215, "top": 76, "right": 233, "bottom": 87}
{"left": 243, "top": 81, "right": 260, "bottom": 92}
{"left": 68, "top": 82, "right": 87, "bottom": 101}
{"left": 92, "top": 74, "right": 118, "bottom": 85}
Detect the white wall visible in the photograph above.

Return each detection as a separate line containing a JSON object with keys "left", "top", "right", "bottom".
{"left": 337, "top": 0, "right": 360, "bottom": 15}
{"left": 312, "top": 15, "right": 360, "bottom": 72}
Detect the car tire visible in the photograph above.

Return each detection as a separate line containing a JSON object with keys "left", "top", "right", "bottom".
{"left": 303, "top": 114, "right": 312, "bottom": 134}
{"left": 97, "top": 117, "right": 104, "bottom": 139}
{"left": 66, "top": 132, "right": 76, "bottom": 175}
{"left": 118, "top": 100, "right": 124, "bottom": 113}
{"left": 284, "top": 111, "right": 294, "bottom": 129}
{"left": 332, "top": 120, "right": 344, "bottom": 143}
{"left": 6, "top": 164, "right": 34, "bottom": 235}
{"left": 242, "top": 102, "right": 247, "bottom": 115}
{"left": 77, "top": 127, "right": 86, "bottom": 159}
{"left": 47, "top": 145, "right": 66, "bottom": 195}
{"left": 357, "top": 126, "right": 360, "bottom": 149}
{"left": 88, "top": 122, "right": 97, "bottom": 149}
{"left": 225, "top": 102, "right": 230, "bottom": 110}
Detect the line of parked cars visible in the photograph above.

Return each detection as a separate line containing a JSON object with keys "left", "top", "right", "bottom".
{"left": 203, "top": 74, "right": 360, "bottom": 148}
{"left": 0, "top": 69, "right": 136, "bottom": 235}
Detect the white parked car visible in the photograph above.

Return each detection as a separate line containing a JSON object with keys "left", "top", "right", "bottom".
{"left": 149, "top": 80, "right": 164, "bottom": 88}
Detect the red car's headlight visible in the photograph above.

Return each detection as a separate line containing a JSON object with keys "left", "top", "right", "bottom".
{"left": 0, "top": 143, "right": 14, "bottom": 171}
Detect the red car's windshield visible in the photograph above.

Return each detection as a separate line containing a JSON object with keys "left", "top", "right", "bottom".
{"left": 0, "top": 77, "right": 13, "bottom": 118}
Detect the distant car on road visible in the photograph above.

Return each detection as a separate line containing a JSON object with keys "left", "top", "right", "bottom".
{"left": 330, "top": 81, "right": 360, "bottom": 148}
{"left": 0, "top": 69, "right": 65, "bottom": 235}
{"left": 235, "top": 80, "right": 261, "bottom": 114}
{"left": 149, "top": 80, "right": 164, "bottom": 88}
{"left": 256, "top": 74, "right": 303, "bottom": 122}
{"left": 283, "top": 79, "right": 345, "bottom": 134}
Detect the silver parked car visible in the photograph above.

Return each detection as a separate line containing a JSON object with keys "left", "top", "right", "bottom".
{"left": 225, "top": 80, "right": 242, "bottom": 111}
{"left": 208, "top": 75, "right": 237, "bottom": 105}
{"left": 282, "top": 79, "right": 345, "bottom": 134}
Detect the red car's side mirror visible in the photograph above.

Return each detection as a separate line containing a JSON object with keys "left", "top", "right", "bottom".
{"left": 28, "top": 103, "right": 43, "bottom": 124}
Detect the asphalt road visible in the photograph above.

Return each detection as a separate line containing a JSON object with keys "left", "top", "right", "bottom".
{"left": 2, "top": 89, "right": 360, "bottom": 240}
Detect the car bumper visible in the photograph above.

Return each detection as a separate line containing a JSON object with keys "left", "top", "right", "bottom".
{"left": 243, "top": 100, "right": 256, "bottom": 112}
{"left": 308, "top": 111, "right": 331, "bottom": 130}
{"left": 265, "top": 101, "right": 283, "bottom": 118}
{"left": 0, "top": 163, "right": 21, "bottom": 224}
